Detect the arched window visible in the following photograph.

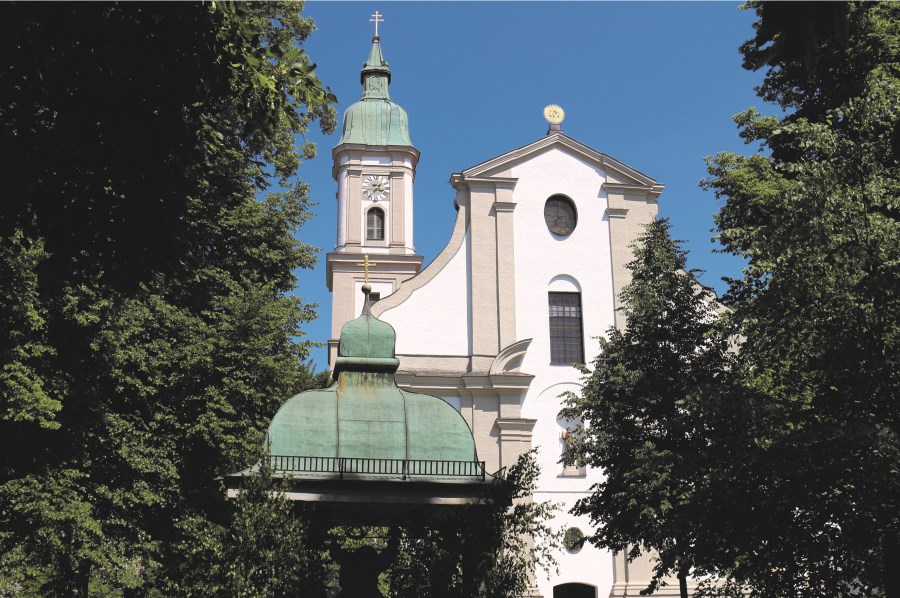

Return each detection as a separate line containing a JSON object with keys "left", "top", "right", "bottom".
{"left": 367, "top": 207, "right": 385, "bottom": 241}
{"left": 544, "top": 195, "right": 577, "bottom": 236}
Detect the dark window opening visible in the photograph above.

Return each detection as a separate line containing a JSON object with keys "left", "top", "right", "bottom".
{"left": 544, "top": 195, "right": 577, "bottom": 236}
{"left": 367, "top": 208, "right": 385, "bottom": 240}
{"left": 553, "top": 583, "right": 596, "bottom": 598}
{"left": 549, "top": 292, "right": 584, "bottom": 364}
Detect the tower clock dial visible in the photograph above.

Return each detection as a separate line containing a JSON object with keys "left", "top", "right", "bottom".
{"left": 362, "top": 175, "right": 391, "bottom": 202}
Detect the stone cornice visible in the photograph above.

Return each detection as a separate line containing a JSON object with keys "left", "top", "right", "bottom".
{"left": 495, "top": 418, "right": 537, "bottom": 433}
{"left": 493, "top": 201, "right": 517, "bottom": 213}
{"left": 603, "top": 182, "right": 665, "bottom": 198}
{"left": 333, "top": 142, "right": 420, "bottom": 159}
{"left": 393, "top": 370, "right": 535, "bottom": 393}
{"left": 325, "top": 253, "right": 423, "bottom": 291}
{"left": 449, "top": 174, "right": 518, "bottom": 191}
{"left": 332, "top": 143, "right": 420, "bottom": 180}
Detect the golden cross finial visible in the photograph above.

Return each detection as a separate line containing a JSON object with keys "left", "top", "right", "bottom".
{"left": 356, "top": 254, "right": 377, "bottom": 284}
{"left": 369, "top": 11, "right": 383, "bottom": 37}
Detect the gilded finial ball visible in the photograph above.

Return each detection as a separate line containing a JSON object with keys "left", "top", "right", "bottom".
{"left": 362, "top": 283, "right": 372, "bottom": 295}
{"left": 543, "top": 104, "right": 565, "bottom": 125}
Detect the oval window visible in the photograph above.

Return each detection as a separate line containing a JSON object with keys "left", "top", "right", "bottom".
{"left": 563, "top": 527, "right": 586, "bottom": 554}
{"left": 544, "top": 195, "right": 577, "bottom": 236}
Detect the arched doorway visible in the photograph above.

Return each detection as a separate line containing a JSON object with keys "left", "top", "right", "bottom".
{"left": 553, "top": 582, "right": 596, "bottom": 598}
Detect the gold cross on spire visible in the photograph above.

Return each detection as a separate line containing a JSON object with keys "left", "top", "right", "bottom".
{"left": 356, "top": 254, "right": 377, "bottom": 284}
{"left": 369, "top": 11, "right": 383, "bottom": 37}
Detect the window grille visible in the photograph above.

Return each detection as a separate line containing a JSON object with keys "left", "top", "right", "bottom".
{"left": 549, "top": 292, "right": 584, "bottom": 364}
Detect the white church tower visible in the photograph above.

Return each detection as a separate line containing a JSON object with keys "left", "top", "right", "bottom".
{"left": 326, "top": 16, "right": 423, "bottom": 365}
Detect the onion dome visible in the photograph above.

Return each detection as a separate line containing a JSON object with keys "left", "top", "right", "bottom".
{"left": 264, "top": 290, "right": 479, "bottom": 469}
{"left": 337, "top": 35, "right": 413, "bottom": 147}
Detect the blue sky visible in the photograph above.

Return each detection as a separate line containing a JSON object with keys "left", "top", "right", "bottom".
{"left": 295, "top": 2, "right": 771, "bottom": 368}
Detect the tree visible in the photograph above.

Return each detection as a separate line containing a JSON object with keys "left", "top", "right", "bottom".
{"left": 385, "top": 451, "right": 561, "bottom": 598}
{"left": 699, "top": 2, "right": 900, "bottom": 595}
{"left": 560, "top": 219, "right": 731, "bottom": 598}
{"left": 170, "top": 457, "right": 332, "bottom": 597}
{"left": 0, "top": 2, "right": 336, "bottom": 594}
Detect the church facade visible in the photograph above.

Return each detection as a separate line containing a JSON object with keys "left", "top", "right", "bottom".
{"left": 326, "top": 31, "right": 675, "bottom": 598}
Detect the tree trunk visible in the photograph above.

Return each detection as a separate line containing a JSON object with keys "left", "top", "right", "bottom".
{"left": 885, "top": 530, "right": 899, "bottom": 598}
{"left": 678, "top": 561, "right": 689, "bottom": 598}
{"left": 75, "top": 563, "right": 90, "bottom": 598}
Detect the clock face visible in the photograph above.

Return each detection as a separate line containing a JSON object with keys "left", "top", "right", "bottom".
{"left": 362, "top": 175, "right": 390, "bottom": 202}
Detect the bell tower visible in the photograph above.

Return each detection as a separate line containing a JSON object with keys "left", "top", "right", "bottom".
{"left": 326, "top": 17, "right": 423, "bottom": 365}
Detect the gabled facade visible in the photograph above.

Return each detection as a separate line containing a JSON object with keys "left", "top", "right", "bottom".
{"left": 327, "top": 33, "right": 678, "bottom": 598}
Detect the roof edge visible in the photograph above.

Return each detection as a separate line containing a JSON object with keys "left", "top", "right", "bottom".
{"left": 452, "top": 132, "right": 662, "bottom": 192}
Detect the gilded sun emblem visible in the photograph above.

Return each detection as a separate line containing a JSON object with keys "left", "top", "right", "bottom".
{"left": 543, "top": 104, "right": 565, "bottom": 125}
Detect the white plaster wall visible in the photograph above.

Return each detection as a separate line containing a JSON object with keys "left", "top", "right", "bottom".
{"left": 511, "top": 146, "right": 616, "bottom": 367}
{"left": 379, "top": 231, "right": 471, "bottom": 356}
{"left": 511, "top": 146, "right": 617, "bottom": 594}
{"left": 525, "top": 383, "right": 604, "bottom": 489}
{"left": 527, "top": 382, "right": 610, "bottom": 597}
{"left": 534, "top": 504, "right": 614, "bottom": 598}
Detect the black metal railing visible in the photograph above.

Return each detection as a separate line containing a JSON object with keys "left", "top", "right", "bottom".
{"left": 269, "top": 455, "right": 487, "bottom": 481}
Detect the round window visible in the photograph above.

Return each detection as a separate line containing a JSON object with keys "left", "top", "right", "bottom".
{"left": 544, "top": 195, "right": 577, "bottom": 236}
{"left": 563, "top": 527, "right": 586, "bottom": 554}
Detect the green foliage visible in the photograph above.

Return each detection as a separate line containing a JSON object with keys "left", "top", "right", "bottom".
{"left": 745, "top": 1, "right": 849, "bottom": 76}
{"left": 0, "top": 232, "right": 58, "bottom": 429}
{"left": 561, "top": 219, "right": 731, "bottom": 597}
{"left": 0, "top": 1, "right": 335, "bottom": 594}
{"left": 169, "top": 459, "right": 331, "bottom": 597}
{"left": 385, "top": 451, "right": 561, "bottom": 598}
{"left": 698, "top": 2, "right": 900, "bottom": 596}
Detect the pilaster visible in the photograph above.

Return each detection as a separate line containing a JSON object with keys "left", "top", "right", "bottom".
{"left": 496, "top": 417, "right": 537, "bottom": 470}
{"left": 468, "top": 181, "right": 500, "bottom": 362}
{"left": 447, "top": 174, "right": 518, "bottom": 372}
{"left": 494, "top": 194, "right": 518, "bottom": 350}
{"left": 604, "top": 183, "right": 662, "bottom": 331}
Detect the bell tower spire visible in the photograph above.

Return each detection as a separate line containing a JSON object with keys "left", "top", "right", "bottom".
{"left": 326, "top": 18, "right": 423, "bottom": 366}
{"left": 360, "top": 12, "right": 392, "bottom": 102}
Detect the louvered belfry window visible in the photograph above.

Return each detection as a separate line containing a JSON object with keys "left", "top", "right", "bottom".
{"left": 367, "top": 208, "right": 385, "bottom": 240}
{"left": 549, "top": 292, "right": 584, "bottom": 364}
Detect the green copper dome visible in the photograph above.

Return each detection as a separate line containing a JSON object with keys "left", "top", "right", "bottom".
{"left": 264, "top": 306, "right": 479, "bottom": 466}
{"left": 337, "top": 36, "right": 413, "bottom": 147}
{"left": 266, "top": 381, "right": 478, "bottom": 463}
